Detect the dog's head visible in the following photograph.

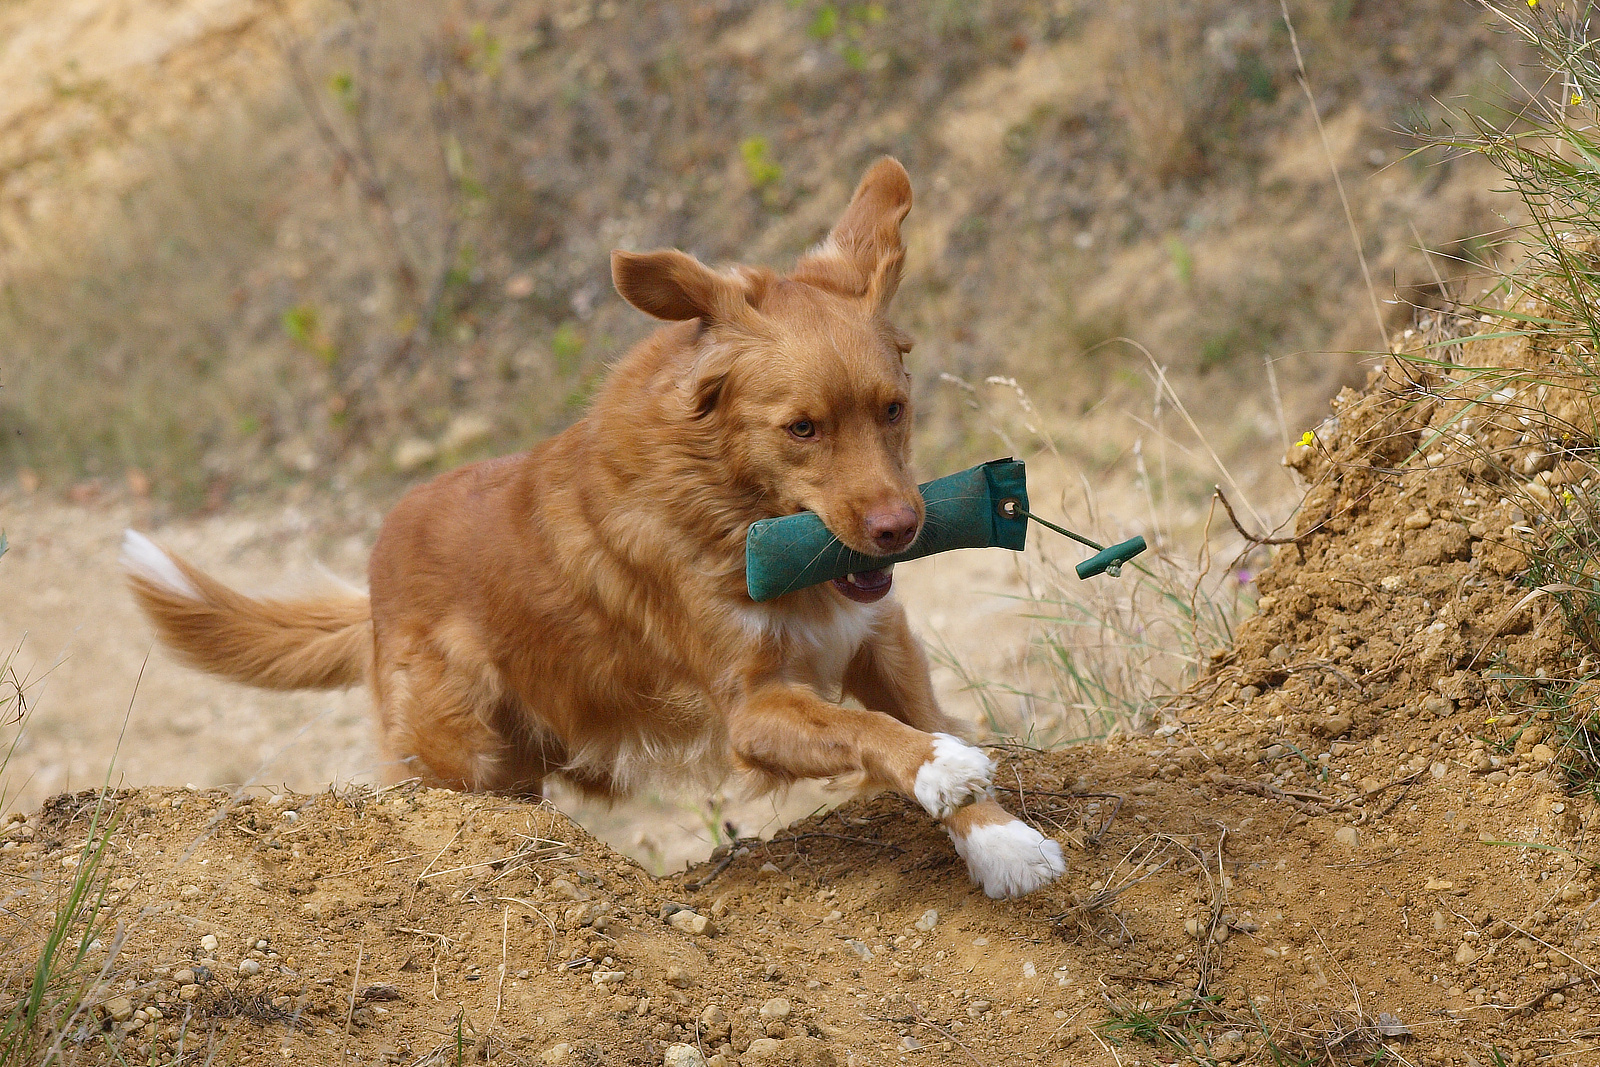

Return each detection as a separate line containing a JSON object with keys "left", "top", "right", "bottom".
{"left": 612, "top": 158, "right": 923, "bottom": 601}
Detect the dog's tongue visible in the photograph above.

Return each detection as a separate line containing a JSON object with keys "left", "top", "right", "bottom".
{"left": 831, "top": 566, "right": 894, "bottom": 604}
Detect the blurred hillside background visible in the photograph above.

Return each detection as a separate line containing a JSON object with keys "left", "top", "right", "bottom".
{"left": 0, "top": 0, "right": 1542, "bottom": 847}
{"left": 1, "top": 0, "right": 1527, "bottom": 518}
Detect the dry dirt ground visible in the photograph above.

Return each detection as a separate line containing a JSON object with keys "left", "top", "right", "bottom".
{"left": 7, "top": 316, "right": 1600, "bottom": 1066}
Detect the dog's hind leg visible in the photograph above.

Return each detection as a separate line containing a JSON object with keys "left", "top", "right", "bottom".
{"left": 371, "top": 635, "right": 525, "bottom": 793}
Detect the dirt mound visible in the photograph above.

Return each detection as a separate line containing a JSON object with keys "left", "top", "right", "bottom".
{"left": 13, "top": 312, "right": 1600, "bottom": 1065}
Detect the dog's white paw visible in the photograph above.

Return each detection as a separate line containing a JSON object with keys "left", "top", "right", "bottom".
{"left": 949, "top": 819, "right": 1066, "bottom": 899}
{"left": 912, "top": 733, "right": 994, "bottom": 819}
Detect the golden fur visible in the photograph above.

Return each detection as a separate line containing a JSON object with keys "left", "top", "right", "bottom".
{"left": 125, "top": 158, "right": 1065, "bottom": 897}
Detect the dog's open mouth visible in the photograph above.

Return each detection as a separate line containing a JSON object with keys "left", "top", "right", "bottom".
{"left": 831, "top": 566, "right": 894, "bottom": 604}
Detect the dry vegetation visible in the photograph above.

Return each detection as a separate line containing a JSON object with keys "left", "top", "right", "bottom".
{"left": 0, "top": 0, "right": 1522, "bottom": 518}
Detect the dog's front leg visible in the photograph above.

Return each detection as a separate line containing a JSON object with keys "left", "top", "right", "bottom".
{"left": 727, "top": 682, "right": 1065, "bottom": 898}
{"left": 842, "top": 616, "right": 1066, "bottom": 899}
{"left": 727, "top": 683, "right": 992, "bottom": 817}
{"left": 842, "top": 608, "right": 962, "bottom": 734}
{"left": 942, "top": 798, "right": 1066, "bottom": 900}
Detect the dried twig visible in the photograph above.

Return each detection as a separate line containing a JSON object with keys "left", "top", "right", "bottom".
{"left": 1505, "top": 975, "right": 1587, "bottom": 1016}
{"left": 868, "top": 1007, "right": 983, "bottom": 1066}
{"left": 1214, "top": 775, "right": 1331, "bottom": 815}
{"left": 273, "top": 1, "right": 418, "bottom": 294}
{"left": 343, "top": 942, "right": 364, "bottom": 1037}
{"left": 1214, "top": 485, "right": 1312, "bottom": 545}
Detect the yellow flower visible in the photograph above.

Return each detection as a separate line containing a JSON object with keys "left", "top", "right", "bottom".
{"left": 1300, "top": 430, "right": 1315, "bottom": 448}
{"left": 1529, "top": 0, "right": 1539, "bottom": 8}
{"left": 1486, "top": 716, "right": 1498, "bottom": 725}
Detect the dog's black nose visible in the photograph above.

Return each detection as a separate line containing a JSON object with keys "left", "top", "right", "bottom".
{"left": 866, "top": 505, "right": 919, "bottom": 552}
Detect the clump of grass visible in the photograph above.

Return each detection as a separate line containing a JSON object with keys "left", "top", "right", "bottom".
{"left": 0, "top": 790, "right": 122, "bottom": 1064}
{"left": 1529, "top": 678, "right": 1600, "bottom": 798}
{"left": 0, "top": 545, "right": 127, "bottom": 1062}
{"left": 1097, "top": 991, "right": 1414, "bottom": 1067}
{"left": 1095, "top": 994, "right": 1224, "bottom": 1058}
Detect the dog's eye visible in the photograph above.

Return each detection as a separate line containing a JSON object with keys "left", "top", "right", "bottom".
{"left": 788, "top": 420, "right": 816, "bottom": 439}
{"left": 886, "top": 402, "right": 905, "bottom": 423}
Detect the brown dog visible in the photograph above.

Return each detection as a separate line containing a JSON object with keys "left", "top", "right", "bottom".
{"left": 123, "top": 158, "right": 1065, "bottom": 898}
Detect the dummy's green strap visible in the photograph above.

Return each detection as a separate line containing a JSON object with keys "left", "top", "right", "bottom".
{"left": 744, "top": 459, "right": 1029, "bottom": 602}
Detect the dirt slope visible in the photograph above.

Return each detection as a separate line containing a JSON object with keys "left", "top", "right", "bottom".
{"left": 10, "top": 311, "right": 1600, "bottom": 1066}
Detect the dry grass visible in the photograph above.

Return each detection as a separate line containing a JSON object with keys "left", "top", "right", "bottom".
{"left": 934, "top": 374, "right": 1264, "bottom": 749}
{"left": 0, "top": 0, "right": 1520, "bottom": 517}
{"left": 0, "top": 107, "right": 291, "bottom": 508}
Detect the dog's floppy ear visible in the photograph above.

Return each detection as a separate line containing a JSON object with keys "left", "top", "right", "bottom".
{"left": 611, "top": 249, "right": 764, "bottom": 326}
{"left": 793, "top": 156, "right": 912, "bottom": 311}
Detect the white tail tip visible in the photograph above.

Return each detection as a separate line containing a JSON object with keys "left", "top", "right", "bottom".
{"left": 121, "top": 530, "right": 200, "bottom": 600}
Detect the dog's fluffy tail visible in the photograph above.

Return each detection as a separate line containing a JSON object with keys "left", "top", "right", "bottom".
{"left": 121, "top": 530, "right": 371, "bottom": 690}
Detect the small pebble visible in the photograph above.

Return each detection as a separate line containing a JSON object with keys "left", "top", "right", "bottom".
{"left": 914, "top": 908, "right": 938, "bottom": 932}
{"left": 238, "top": 959, "right": 262, "bottom": 977}
{"left": 1210, "top": 1030, "right": 1248, "bottom": 1063}
{"left": 200, "top": 934, "right": 218, "bottom": 953}
{"left": 1316, "top": 713, "right": 1353, "bottom": 739}
{"left": 1333, "top": 827, "right": 1360, "bottom": 849}
{"left": 662, "top": 1045, "right": 706, "bottom": 1067}
{"left": 759, "top": 997, "right": 791, "bottom": 1023}
{"left": 667, "top": 910, "right": 716, "bottom": 937}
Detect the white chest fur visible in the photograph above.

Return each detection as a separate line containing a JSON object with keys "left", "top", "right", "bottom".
{"left": 737, "top": 594, "right": 887, "bottom": 699}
